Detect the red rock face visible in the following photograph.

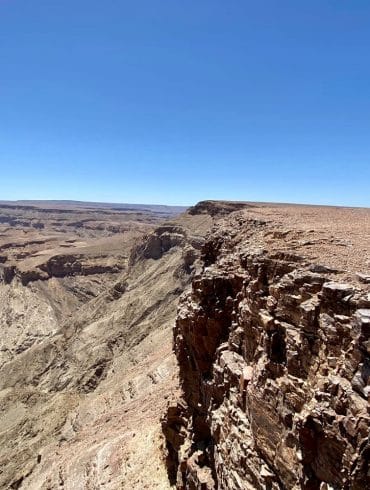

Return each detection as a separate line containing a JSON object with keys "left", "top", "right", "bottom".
{"left": 162, "top": 215, "right": 370, "bottom": 490}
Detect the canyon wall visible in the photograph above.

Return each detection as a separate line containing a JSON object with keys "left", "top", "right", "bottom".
{"left": 163, "top": 207, "right": 370, "bottom": 489}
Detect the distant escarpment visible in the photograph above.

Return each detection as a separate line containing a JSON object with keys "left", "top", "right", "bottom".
{"left": 163, "top": 210, "right": 370, "bottom": 489}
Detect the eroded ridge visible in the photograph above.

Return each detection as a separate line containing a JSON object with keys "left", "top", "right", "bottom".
{"left": 163, "top": 210, "right": 370, "bottom": 489}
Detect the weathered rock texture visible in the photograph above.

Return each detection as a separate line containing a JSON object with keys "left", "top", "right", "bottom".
{"left": 0, "top": 202, "right": 210, "bottom": 489}
{"left": 163, "top": 207, "right": 370, "bottom": 489}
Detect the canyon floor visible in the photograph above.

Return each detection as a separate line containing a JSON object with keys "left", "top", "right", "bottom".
{"left": 0, "top": 200, "right": 369, "bottom": 489}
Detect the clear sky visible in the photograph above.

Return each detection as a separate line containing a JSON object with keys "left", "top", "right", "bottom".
{"left": 1, "top": 1, "right": 369, "bottom": 206}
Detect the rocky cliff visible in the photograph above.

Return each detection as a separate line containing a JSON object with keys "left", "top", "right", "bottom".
{"left": 163, "top": 205, "right": 370, "bottom": 489}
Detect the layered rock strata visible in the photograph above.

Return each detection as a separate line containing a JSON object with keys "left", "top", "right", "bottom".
{"left": 163, "top": 213, "right": 370, "bottom": 489}
{"left": 0, "top": 208, "right": 212, "bottom": 489}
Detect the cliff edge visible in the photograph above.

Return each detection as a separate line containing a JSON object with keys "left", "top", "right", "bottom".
{"left": 162, "top": 203, "right": 370, "bottom": 489}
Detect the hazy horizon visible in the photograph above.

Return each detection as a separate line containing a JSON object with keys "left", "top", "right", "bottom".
{"left": 1, "top": 197, "right": 370, "bottom": 211}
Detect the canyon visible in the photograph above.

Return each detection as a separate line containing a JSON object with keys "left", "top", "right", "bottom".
{"left": 0, "top": 200, "right": 195, "bottom": 489}
{"left": 0, "top": 200, "right": 369, "bottom": 489}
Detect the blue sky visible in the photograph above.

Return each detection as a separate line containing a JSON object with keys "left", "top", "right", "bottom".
{"left": 0, "top": 1, "right": 369, "bottom": 206}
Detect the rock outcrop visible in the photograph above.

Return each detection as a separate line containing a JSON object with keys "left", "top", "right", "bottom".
{"left": 130, "top": 224, "right": 194, "bottom": 262}
{"left": 163, "top": 211, "right": 370, "bottom": 489}
{"left": 188, "top": 200, "right": 252, "bottom": 217}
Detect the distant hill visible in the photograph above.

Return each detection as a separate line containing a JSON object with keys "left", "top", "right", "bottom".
{"left": 0, "top": 200, "right": 188, "bottom": 216}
